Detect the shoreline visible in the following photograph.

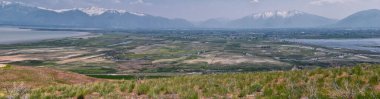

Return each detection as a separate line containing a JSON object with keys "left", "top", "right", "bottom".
{"left": 0, "top": 28, "right": 91, "bottom": 45}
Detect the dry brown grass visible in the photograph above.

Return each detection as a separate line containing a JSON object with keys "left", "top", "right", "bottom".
{"left": 0, "top": 66, "right": 101, "bottom": 88}
{"left": 57, "top": 54, "right": 112, "bottom": 64}
{"left": 0, "top": 55, "right": 39, "bottom": 63}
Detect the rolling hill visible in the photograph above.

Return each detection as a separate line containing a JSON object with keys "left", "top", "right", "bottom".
{"left": 0, "top": 66, "right": 101, "bottom": 88}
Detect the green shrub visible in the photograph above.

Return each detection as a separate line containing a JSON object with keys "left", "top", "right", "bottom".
{"left": 250, "top": 83, "right": 263, "bottom": 93}
{"left": 137, "top": 84, "right": 150, "bottom": 95}
{"left": 180, "top": 90, "right": 198, "bottom": 99}
{"left": 368, "top": 75, "right": 379, "bottom": 85}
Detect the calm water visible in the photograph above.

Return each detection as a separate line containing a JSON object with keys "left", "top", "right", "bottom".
{"left": 0, "top": 27, "right": 89, "bottom": 44}
{"left": 287, "top": 39, "right": 380, "bottom": 52}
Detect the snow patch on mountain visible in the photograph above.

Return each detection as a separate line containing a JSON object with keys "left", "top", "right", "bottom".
{"left": 1, "top": 1, "right": 32, "bottom": 8}
{"left": 79, "top": 7, "right": 110, "bottom": 16}
{"left": 46, "top": 7, "right": 145, "bottom": 16}
{"left": 252, "top": 10, "right": 305, "bottom": 19}
{"left": 129, "top": 12, "right": 145, "bottom": 16}
{"left": 53, "top": 9, "right": 74, "bottom": 13}
{"left": 0, "top": 1, "right": 12, "bottom": 6}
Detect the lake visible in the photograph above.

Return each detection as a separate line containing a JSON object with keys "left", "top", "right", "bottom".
{"left": 0, "top": 27, "right": 89, "bottom": 44}
{"left": 287, "top": 39, "right": 380, "bottom": 52}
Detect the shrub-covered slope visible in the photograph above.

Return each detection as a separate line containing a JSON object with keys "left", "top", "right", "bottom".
{"left": 3, "top": 64, "right": 380, "bottom": 99}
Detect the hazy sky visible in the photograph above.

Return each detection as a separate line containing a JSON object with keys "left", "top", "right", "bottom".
{"left": 4, "top": 0, "right": 380, "bottom": 22}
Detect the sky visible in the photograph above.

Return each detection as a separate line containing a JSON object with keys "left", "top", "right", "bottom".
{"left": 3, "top": 0, "right": 380, "bottom": 22}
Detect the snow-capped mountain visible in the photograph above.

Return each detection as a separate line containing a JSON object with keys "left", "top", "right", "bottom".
{"left": 334, "top": 9, "right": 380, "bottom": 28}
{"left": 0, "top": 1, "right": 192, "bottom": 29}
{"left": 228, "top": 10, "right": 337, "bottom": 28}
{"left": 47, "top": 7, "right": 145, "bottom": 16}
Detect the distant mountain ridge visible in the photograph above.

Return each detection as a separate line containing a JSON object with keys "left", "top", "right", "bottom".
{"left": 334, "top": 9, "right": 380, "bottom": 28}
{"left": 39, "top": 6, "right": 146, "bottom": 17}
{"left": 197, "top": 18, "right": 231, "bottom": 28}
{"left": 1, "top": 1, "right": 380, "bottom": 29}
{"left": 218, "top": 10, "right": 336, "bottom": 28}
{"left": 0, "top": 1, "right": 193, "bottom": 29}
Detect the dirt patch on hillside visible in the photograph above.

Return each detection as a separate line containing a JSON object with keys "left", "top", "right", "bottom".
{"left": 117, "top": 60, "right": 154, "bottom": 73}
{"left": 152, "top": 57, "right": 186, "bottom": 64}
{"left": 375, "top": 84, "right": 380, "bottom": 91}
{"left": 0, "top": 55, "right": 39, "bottom": 63}
{"left": 0, "top": 47, "right": 111, "bottom": 64}
{"left": 0, "top": 66, "right": 102, "bottom": 88}
{"left": 57, "top": 54, "right": 112, "bottom": 64}
{"left": 184, "top": 53, "right": 286, "bottom": 65}
{"left": 129, "top": 44, "right": 167, "bottom": 54}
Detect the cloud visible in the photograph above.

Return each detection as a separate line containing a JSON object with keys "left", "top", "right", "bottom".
{"left": 129, "top": 0, "right": 143, "bottom": 4}
{"left": 249, "top": 0, "right": 260, "bottom": 3}
{"left": 310, "top": 0, "right": 354, "bottom": 5}
{"left": 129, "top": 0, "right": 151, "bottom": 5}
{"left": 113, "top": 0, "right": 121, "bottom": 3}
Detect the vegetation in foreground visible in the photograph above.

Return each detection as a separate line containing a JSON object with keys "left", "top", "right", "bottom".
{"left": 2, "top": 64, "right": 379, "bottom": 99}
{"left": 0, "top": 66, "right": 100, "bottom": 87}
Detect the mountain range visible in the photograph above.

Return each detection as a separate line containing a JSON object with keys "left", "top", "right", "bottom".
{"left": 214, "top": 10, "right": 337, "bottom": 28}
{"left": 1, "top": 1, "right": 380, "bottom": 29}
{"left": 0, "top": 1, "right": 193, "bottom": 29}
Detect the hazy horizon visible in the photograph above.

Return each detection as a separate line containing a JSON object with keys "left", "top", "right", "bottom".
{"left": 2, "top": 0, "right": 380, "bottom": 22}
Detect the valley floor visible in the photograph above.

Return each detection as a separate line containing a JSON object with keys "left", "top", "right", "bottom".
{"left": 2, "top": 29, "right": 380, "bottom": 76}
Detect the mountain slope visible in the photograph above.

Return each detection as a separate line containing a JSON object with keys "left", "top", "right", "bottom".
{"left": 0, "top": 1, "right": 193, "bottom": 29}
{"left": 334, "top": 9, "right": 380, "bottom": 28}
{"left": 228, "top": 10, "right": 337, "bottom": 28}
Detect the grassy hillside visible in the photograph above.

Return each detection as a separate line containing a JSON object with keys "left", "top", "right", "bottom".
{"left": 0, "top": 66, "right": 101, "bottom": 98}
{"left": 0, "top": 66, "right": 101, "bottom": 87}
{"left": 2, "top": 64, "right": 380, "bottom": 99}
